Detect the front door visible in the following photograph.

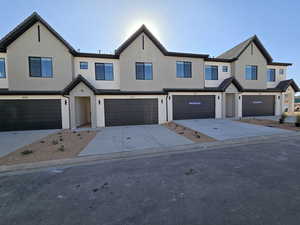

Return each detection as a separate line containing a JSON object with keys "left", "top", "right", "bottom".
{"left": 226, "top": 94, "right": 235, "bottom": 118}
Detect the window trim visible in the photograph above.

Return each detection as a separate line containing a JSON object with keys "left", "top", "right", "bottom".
{"left": 135, "top": 62, "right": 153, "bottom": 80}
{"left": 95, "top": 62, "right": 114, "bottom": 81}
{"left": 279, "top": 68, "right": 285, "bottom": 75}
{"left": 28, "top": 56, "right": 53, "bottom": 78}
{"left": 176, "top": 61, "right": 192, "bottom": 78}
{"left": 267, "top": 68, "right": 276, "bottom": 82}
{"left": 222, "top": 65, "right": 228, "bottom": 72}
{"left": 80, "top": 61, "right": 88, "bottom": 70}
{"left": 0, "top": 58, "right": 6, "bottom": 79}
{"left": 245, "top": 65, "right": 258, "bottom": 80}
{"left": 205, "top": 65, "right": 219, "bottom": 80}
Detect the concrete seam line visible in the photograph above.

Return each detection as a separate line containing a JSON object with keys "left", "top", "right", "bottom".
{"left": 0, "top": 132, "right": 299, "bottom": 175}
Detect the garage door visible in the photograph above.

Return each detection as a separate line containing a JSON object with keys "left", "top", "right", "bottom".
{"left": 173, "top": 95, "right": 215, "bottom": 120}
{"left": 0, "top": 99, "right": 62, "bottom": 131}
{"left": 104, "top": 99, "right": 158, "bottom": 126}
{"left": 242, "top": 95, "right": 275, "bottom": 117}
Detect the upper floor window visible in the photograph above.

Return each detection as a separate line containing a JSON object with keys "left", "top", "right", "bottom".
{"left": 95, "top": 63, "right": 113, "bottom": 80}
{"left": 176, "top": 61, "right": 192, "bottom": 78}
{"left": 80, "top": 62, "right": 88, "bottom": 70}
{"left": 267, "top": 69, "right": 276, "bottom": 82}
{"left": 29, "top": 57, "right": 53, "bottom": 78}
{"left": 136, "top": 62, "right": 153, "bottom": 80}
{"left": 205, "top": 65, "right": 218, "bottom": 80}
{"left": 222, "top": 66, "right": 228, "bottom": 72}
{"left": 0, "top": 58, "right": 5, "bottom": 78}
{"left": 279, "top": 68, "right": 285, "bottom": 75}
{"left": 245, "top": 65, "right": 257, "bottom": 80}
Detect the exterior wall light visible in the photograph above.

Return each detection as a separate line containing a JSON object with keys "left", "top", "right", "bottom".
{"left": 65, "top": 100, "right": 68, "bottom": 105}
{"left": 98, "top": 99, "right": 101, "bottom": 105}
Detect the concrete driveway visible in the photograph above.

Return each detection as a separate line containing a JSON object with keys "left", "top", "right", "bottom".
{"left": 80, "top": 125, "right": 193, "bottom": 156}
{"left": 0, "top": 130, "right": 58, "bottom": 157}
{"left": 175, "top": 119, "right": 293, "bottom": 141}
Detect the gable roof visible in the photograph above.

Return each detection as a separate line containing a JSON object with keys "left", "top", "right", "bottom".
{"left": 115, "top": 25, "right": 209, "bottom": 58}
{"left": 217, "top": 35, "right": 273, "bottom": 63}
{"left": 63, "top": 75, "right": 97, "bottom": 94}
{"left": 0, "top": 12, "right": 76, "bottom": 53}
{"left": 218, "top": 77, "right": 244, "bottom": 92}
{"left": 275, "top": 79, "right": 299, "bottom": 92}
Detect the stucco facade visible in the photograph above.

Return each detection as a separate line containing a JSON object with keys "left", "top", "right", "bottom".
{"left": 0, "top": 12, "right": 297, "bottom": 131}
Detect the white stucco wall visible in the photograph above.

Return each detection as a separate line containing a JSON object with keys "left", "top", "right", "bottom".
{"left": 266, "top": 65, "right": 287, "bottom": 88}
{"left": 95, "top": 95, "right": 167, "bottom": 127}
{"left": 74, "top": 57, "right": 120, "bottom": 90}
{"left": 0, "top": 53, "right": 8, "bottom": 89}
{"left": 167, "top": 92, "right": 222, "bottom": 121}
{"left": 204, "top": 62, "right": 231, "bottom": 87}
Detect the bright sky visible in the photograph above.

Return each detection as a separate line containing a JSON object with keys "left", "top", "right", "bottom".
{"left": 0, "top": 0, "right": 299, "bottom": 88}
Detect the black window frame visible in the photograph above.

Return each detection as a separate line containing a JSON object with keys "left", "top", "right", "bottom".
{"left": 205, "top": 65, "right": 218, "bottom": 80}
{"left": 176, "top": 61, "right": 192, "bottom": 78}
{"left": 95, "top": 63, "right": 114, "bottom": 81}
{"left": 245, "top": 65, "right": 258, "bottom": 80}
{"left": 267, "top": 68, "right": 276, "bottom": 82}
{"left": 80, "top": 61, "right": 88, "bottom": 70}
{"left": 0, "top": 58, "right": 6, "bottom": 78}
{"left": 135, "top": 62, "right": 153, "bottom": 80}
{"left": 28, "top": 56, "right": 53, "bottom": 78}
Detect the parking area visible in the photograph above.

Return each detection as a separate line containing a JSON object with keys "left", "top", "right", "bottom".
{"left": 0, "top": 130, "right": 58, "bottom": 157}
{"left": 175, "top": 119, "right": 293, "bottom": 141}
{"left": 80, "top": 125, "right": 193, "bottom": 156}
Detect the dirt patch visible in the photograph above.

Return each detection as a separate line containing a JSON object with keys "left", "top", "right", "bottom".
{"left": 164, "top": 122, "right": 216, "bottom": 143}
{"left": 0, "top": 130, "right": 97, "bottom": 166}
{"left": 237, "top": 119, "right": 300, "bottom": 132}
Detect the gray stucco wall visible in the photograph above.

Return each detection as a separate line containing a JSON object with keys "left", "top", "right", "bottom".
{"left": 119, "top": 33, "right": 205, "bottom": 91}
{"left": 233, "top": 42, "right": 267, "bottom": 89}
{"left": 6, "top": 22, "right": 73, "bottom": 90}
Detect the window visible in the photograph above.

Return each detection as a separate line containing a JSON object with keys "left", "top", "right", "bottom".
{"left": 267, "top": 69, "right": 276, "bottom": 82}
{"left": 0, "top": 58, "right": 5, "bottom": 78}
{"left": 222, "top": 66, "right": 228, "bottom": 72}
{"left": 29, "top": 57, "right": 53, "bottom": 77}
{"left": 95, "top": 63, "right": 113, "bottom": 80}
{"left": 176, "top": 61, "right": 192, "bottom": 78}
{"left": 205, "top": 65, "right": 218, "bottom": 80}
{"left": 136, "top": 62, "right": 153, "bottom": 80}
{"left": 245, "top": 65, "right": 257, "bottom": 80}
{"left": 279, "top": 68, "right": 284, "bottom": 75}
{"left": 80, "top": 62, "right": 88, "bottom": 69}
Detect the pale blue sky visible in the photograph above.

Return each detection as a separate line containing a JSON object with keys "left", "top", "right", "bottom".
{"left": 0, "top": 0, "right": 299, "bottom": 85}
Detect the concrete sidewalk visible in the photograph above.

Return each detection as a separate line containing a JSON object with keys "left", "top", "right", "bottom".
{"left": 80, "top": 125, "right": 193, "bottom": 156}
{"left": 0, "top": 129, "right": 58, "bottom": 157}
{"left": 175, "top": 119, "right": 293, "bottom": 141}
{"left": 1, "top": 132, "right": 299, "bottom": 176}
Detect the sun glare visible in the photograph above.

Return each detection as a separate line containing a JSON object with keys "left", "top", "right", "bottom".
{"left": 124, "top": 20, "right": 162, "bottom": 42}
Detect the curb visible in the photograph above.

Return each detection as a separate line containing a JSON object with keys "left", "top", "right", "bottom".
{"left": 1, "top": 132, "right": 299, "bottom": 176}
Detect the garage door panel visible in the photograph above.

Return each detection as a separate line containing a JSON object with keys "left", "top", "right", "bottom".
{"left": 173, "top": 95, "right": 215, "bottom": 120}
{"left": 104, "top": 99, "right": 158, "bottom": 126}
{"left": 242, "top": 95, "right": 275, "bottom": 117}
{"left": 0, "top": 99, "right": 62, "bottom": 131}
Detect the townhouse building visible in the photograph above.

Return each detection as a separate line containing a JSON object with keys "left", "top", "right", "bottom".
{"left": 0, "top": 12, "right": 298, "bottom": 131}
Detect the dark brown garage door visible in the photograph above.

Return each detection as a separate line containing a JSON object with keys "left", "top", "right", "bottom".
{"left": 0, "top": 99, "right": 62, "bottom": 131}
{"left": 242, "top": 95, "right": 275, "bottom": 117}
{"left": 104, "top": 99, "right": 158, "bottom": 126}
{"left": 173, "top": 95, "right": 215, "bottom": 120}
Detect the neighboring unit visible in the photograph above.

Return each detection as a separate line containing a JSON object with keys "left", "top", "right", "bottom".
{"left": 0, "top": 12, "right": 298, "bottom": 131}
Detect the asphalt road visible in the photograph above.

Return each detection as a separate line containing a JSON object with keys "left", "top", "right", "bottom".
{"left": 1, "top": 135, "right": 300, "bottom": 225}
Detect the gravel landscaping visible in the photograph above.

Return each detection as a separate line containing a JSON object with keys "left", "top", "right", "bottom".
{"left": 0, "top": 130, "right": 97, "bottom": 165}
{"left": 164, "top": 122, "right": 216, "bottom": 143}
{"left": 237, "top": 118, "right": 300, "bottom": 131}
